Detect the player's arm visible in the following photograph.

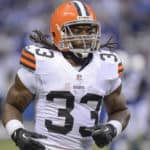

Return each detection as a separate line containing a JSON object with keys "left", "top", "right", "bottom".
{"left": 104, "top": 84, "right": 130, "bottom": 130}
{"left": 2, "top": 75, "right": 46, "bottom": 150}
{"left": 92, "top": 85, "right": 130, "bottom": 148}
{"left": 2, "top": 75, "right": 33, "bottom": 126}
{"left": 2, "top": 46, "right": 37, "bottom": 126}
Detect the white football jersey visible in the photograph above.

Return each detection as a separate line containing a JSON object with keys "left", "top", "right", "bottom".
{"left": 18, "top": 45, "right": 123, "bottom": 150}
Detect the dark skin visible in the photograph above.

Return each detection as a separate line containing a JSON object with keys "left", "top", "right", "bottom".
{"left": 2, "top": 75, "right": 34, "bottom": 125}
{"left": 104, "top": 85, "right": 130, "bottom": 130}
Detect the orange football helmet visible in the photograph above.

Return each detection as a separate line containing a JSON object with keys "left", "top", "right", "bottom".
{"left": 50, "top": 0, "right": 101, "bottom": 57}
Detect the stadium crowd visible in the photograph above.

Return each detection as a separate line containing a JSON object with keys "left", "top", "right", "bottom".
{"left": 0, "top": 0, "right": 150, "bottom": 150}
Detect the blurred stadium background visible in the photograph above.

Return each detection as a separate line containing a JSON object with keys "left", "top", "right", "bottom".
{"left": 0, "top": 0, "right": 150, "bottom": 150}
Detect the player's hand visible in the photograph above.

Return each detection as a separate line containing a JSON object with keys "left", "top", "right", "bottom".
{"left": 11, "top": 128, "right": 47, "bottom": 150}
{"left": 92, "top": 124, "right": 117, "bottom": 148}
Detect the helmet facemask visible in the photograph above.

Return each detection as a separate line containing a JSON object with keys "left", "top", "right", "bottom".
{"left": 57, "top": 21, "right": 101, "bottom": 58}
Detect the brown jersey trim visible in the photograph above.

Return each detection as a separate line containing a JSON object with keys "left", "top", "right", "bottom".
{"left": 20, "top": 49, "right": 36, "bottom": 70}
{"left": 20, "top": 57, "right": 36, "bottom": 70}
{"left": 21, "top": 50, "right": 35, "bottom": 61}
{"left": 118, "top": 63, "right": 124, "bottom": 77}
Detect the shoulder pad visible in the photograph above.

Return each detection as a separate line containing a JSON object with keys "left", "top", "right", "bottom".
{"left": 20, "top": 45, "right": 36, "bottom": 71}
{"left": 98, "top": 50, "right": 124, "bottom": 79}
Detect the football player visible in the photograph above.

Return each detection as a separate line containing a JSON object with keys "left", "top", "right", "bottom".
{"left": 2, "top": 1, "right": 130, "bottom": 150}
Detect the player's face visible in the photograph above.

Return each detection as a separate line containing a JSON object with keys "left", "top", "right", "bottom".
{"left": 67, "top": 24, "right": 98, "bottom": 49}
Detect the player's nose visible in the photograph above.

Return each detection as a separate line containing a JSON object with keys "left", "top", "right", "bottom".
{"left": 80, "top": 29, "right": 88, "bottom": 35}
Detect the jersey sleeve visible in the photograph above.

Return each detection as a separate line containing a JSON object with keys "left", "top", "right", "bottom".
{"left": 98, "top": 50, "right": 124, "bottom": 95}
{"left": 99, "top": 50, "right": 124, "bottom": 80}
{"left": 118, "top": 62, "right": 124, "bottom": 77}
{"left": 18, "top": 45, "right": 40, "bottom": 94}
{"left": 20, "top": 46, "right": 36, "bottom": 71}
{"left": 17, "top": 68, "right": 38, "bottom": 94}
{"left": 114, "top": 52, "right": 124, "bottom": 78}
{"left": 108, "top": 78, "right": 122, "bottom": 95}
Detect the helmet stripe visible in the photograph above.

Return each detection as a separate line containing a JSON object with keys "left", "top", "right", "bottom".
{"left": 73, "top": 1, "right": 89, "bottom": 16}
{"left": 82, "top": 3, "right": 89, "bottom": 16}
{"left": 73, "top": 1, "right": 82, "bottom": 16}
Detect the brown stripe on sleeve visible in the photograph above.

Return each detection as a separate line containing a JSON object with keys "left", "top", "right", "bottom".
{"left": 118, "top": 63, "right": 124, "bottom": 77}
{"left": 20, "top": 57, "right": 36, "bottom": 70}
{"left": 22, "top": 50, "right": 35, "bottom": 61}
{"left": 118, "top": 65, "right": 124, "bottom": 70}
{"left": 21, "top": 55, "right": 35, "bottom": 64}
{"left": 20, "top": 49, "right": 36, "bottom": 70}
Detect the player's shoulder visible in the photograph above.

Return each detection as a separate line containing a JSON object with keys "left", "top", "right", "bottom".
{"left": 97, "top": 49, "right": 121, "bottom": 63}
{"left": 94, "top": 49, "right": 124, "bottom": 79}
{"left": 22, "top": 45, "right": 55, "bottom": 59}
{"left": 20, "top": 45, "right": 59, "bottom": 72}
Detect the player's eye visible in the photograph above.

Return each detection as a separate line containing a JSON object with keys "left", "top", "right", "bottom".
{"left": 87, "top": 27, "right": 97, "bottom": 34}
{"left": 71, "top": 28, "right": 81, "bottom": 34}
